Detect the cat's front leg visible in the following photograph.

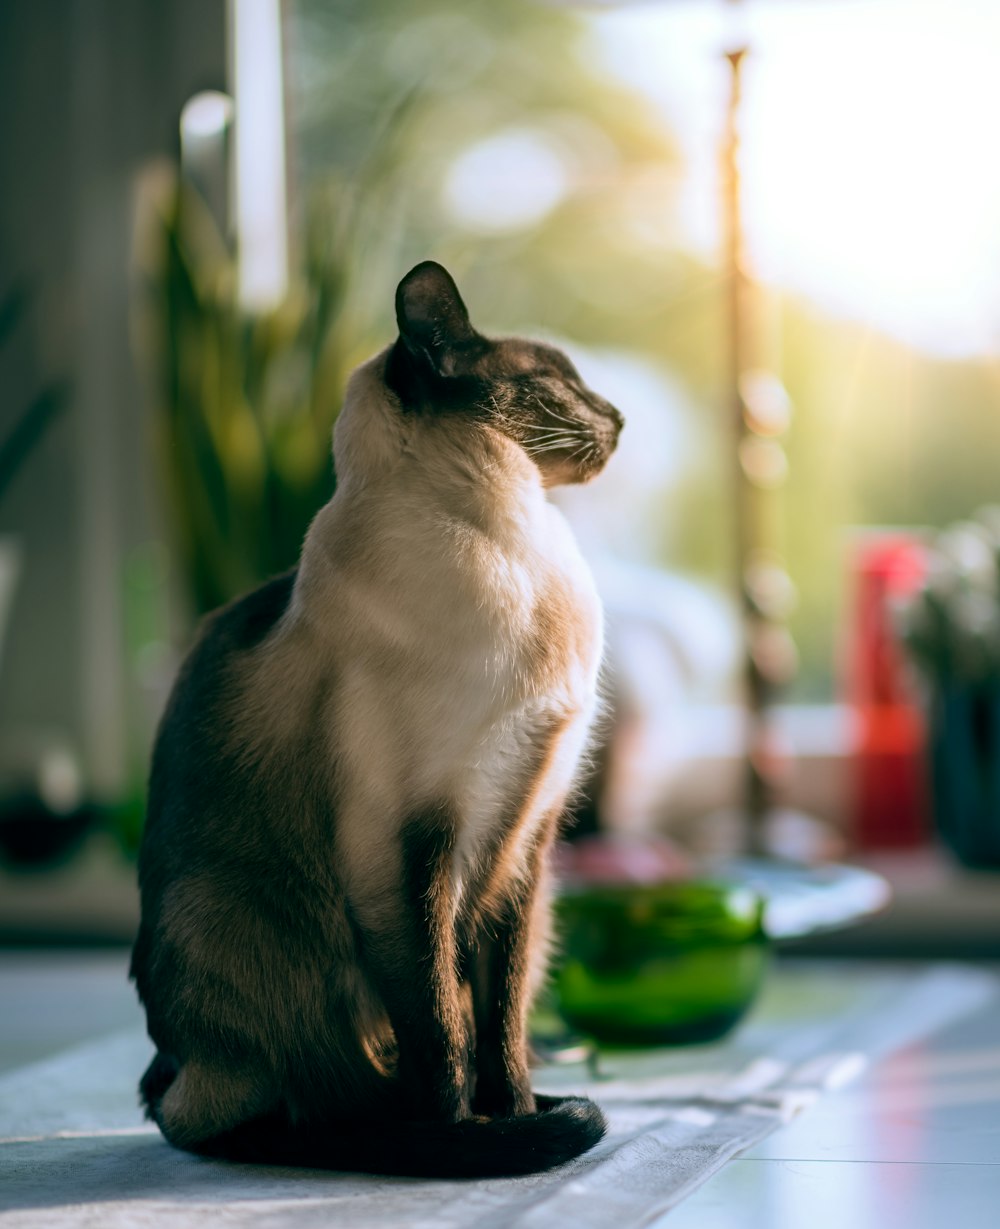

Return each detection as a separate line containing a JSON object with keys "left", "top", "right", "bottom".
{"left": 468, "top": 832, "right": 555, "bottom": 1120}
{"left": 347, "top": 810, "right": 472, "bottom": 1123}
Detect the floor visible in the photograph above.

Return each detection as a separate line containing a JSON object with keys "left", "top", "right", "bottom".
{"left": 2, "top": 952, "right": 998, "bottom": 1226}
{"left": 0, "top": 949, "right": 142, "bottom": 1073}
{"left": 663, "top": 971, "right": 1000, "bottom": 1227}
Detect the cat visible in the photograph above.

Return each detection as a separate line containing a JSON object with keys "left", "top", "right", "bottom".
{"left": 130, "top": 261, "right": 624, "bottom": 1178}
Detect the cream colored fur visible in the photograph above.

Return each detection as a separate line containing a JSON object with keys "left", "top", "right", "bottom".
{"left": 237, "top": 349, "right": 604, "bottom": 909}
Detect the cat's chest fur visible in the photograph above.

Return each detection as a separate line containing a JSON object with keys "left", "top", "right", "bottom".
{"left": 265, "top": 436, "right": 603, "bottom": 888}
{"left": 365, "top": 483, "right": 600, "bottom": 870}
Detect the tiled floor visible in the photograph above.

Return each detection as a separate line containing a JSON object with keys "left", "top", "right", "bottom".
{"left": 0, "top": 949, "right": 141, "bottom": 1073}
{"left": 664, "top": 983, "right": 1000, "bottom": 1226}
{"left": 2, "top": 952, "right": 998, "bottom": 1226}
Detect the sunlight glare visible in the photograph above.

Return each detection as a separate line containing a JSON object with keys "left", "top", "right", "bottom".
{"left": 588, "top": 0, "right": 1000, "bottom": 357}
{"left": 444, "top": 129, "right": 569, "bottom": 233}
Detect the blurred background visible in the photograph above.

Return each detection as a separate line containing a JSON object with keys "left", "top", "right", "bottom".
{"left": 2, "top": 0, "right": 1000, "bottom": 1063}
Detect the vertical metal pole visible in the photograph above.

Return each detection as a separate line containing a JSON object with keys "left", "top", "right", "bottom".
{"left": 723, "top": 46, "right": 771, "bottom": 854}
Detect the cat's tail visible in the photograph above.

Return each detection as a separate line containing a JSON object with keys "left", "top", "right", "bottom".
{"left": 170, "top": 1096, "right": 601, "bottom": 1179}
{"left": 141, "top": 1052, "right": 606, "bottom": 1177}
{"left": 189, "top": 1093, "right": 606, "bottom": 1178}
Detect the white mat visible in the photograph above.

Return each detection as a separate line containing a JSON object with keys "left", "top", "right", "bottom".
{"left": 1, "top": 964, "right": 995, "bottom": 1228}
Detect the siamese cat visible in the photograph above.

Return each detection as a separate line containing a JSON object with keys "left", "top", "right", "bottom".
{"left": 130, "top": 261, "right": 624, "bottom": 1178}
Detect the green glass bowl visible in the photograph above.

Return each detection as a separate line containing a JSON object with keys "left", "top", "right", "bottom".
{"left": 553, "top": 880, "right": 769, "bottom": 1046}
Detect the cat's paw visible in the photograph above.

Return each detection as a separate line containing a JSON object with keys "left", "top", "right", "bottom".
{"left": 471, "top": 1077, "right": 535, "bottom": 1119}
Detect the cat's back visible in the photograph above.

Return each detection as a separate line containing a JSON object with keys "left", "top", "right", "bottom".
{"left": 138, "top": 570, "right": 299, "bottom": 881}
{"left": 171, "top": 568, "right": 297, "bottom": 698}
{"left": 131, "top": 568, "right": 349, "bottom": 1049}
{"left": 152, "top": 571, "right": 297, "bottom": 770}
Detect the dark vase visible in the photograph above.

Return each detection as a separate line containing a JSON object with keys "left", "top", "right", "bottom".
{"left": 929, "top": 680, "right": 1000, "bottom": 869}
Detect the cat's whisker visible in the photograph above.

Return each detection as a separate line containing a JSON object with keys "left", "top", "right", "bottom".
{"left": 523, "top": 431, "right": 582, "bottom": 447}
{"left": 524, "top": 436, "right": 580, "bottom": 451}
{"left": 522, "top": 429, "right": 578, "bottom": 444}
{"left": 544, "top": 407, "right": 585, "bottom": 429}
{"left": 532, "top": 398, "right": 585, "bottom": 430}
{"left": 526, "top": 440, "right": 583, "bottom": 456}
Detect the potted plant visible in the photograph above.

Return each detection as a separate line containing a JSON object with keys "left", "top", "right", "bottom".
{"left": 898, "top": 509, "right": 1000, "bottom": 868}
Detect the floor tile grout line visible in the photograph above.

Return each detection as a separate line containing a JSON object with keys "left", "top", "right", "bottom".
{"left": 738, "top": 1156, "right": 1000, "bottom": 1167}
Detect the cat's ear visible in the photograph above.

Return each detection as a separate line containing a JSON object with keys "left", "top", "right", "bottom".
{"left": 395, "top": 262, "right": 479, "bottom": 378}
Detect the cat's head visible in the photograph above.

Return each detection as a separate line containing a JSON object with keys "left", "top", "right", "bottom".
{"left": 384, "top": 262, "right": 623, "bottom": 487}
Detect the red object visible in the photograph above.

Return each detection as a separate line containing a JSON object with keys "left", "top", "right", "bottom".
{"left": 846, "top": 534, "right": 929, "bottom": 850}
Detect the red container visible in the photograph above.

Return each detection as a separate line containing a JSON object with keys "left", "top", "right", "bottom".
{"left": 845, "top": 534, "right": 929, "bottom": 850}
